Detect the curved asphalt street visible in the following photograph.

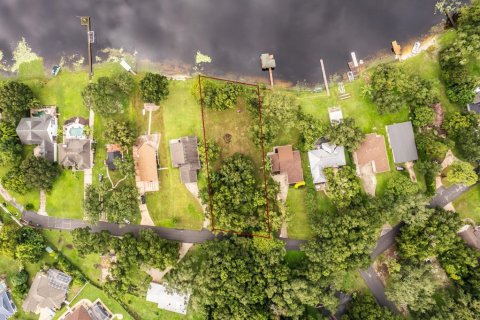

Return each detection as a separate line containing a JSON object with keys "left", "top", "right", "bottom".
{"left": 21, "top": 211, "right": 303, "bottom": 249}
{"left": 19, "top": 182, "right": 473, "bottom": 314}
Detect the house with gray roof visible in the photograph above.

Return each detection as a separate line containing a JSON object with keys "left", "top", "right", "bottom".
{"left": 467, "top": 88, "right": 480, "bottom": 114}
{"left": 58, "top": 116, "right": 92, "bottom": 171}
{"left": 23, "top": 269, "right": 72, "bottom": 315}
{"left": 0, "top": 282, "right": 16, "bottom": 320}
{"left": 58, "top": 139, "right": 92, "bottom": 171}
{"left": 386, "top": 121, "right": 418, "bottom": 164}
{"left": 308, "top": 142, "right": 346, "bottom": 186}
{"left": 170, "top": 136, "right": 201, "bottom": 183}
{"left": 458, "top": 225, "right": 480, "bottom": 250}
{"left": 16, "top": 112, "right": 57, "bottom": 162}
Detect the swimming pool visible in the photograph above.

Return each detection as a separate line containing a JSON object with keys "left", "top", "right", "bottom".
{"left": 69, "top": 127, "right": 84, "bottom": 138}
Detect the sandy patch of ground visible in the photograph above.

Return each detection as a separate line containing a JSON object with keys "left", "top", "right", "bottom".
{"left": 139, "top": 204, "right": 155, "bottom": 226}
{"left": 405, "top": 161, "right": 417, "bottom": 183}
{"left": 441, "top": 150, "right": 459, "bottom": 170}
{"left": 144, "top": 243, "right": 194, "bottom": 282}
{"left": 359, "top": 162, "right": 377, "bottom": 196}
{"left": 271, "top": 173, "right": 288, "bottom": 202}
{"left": 38, "top": 190, "right": 48, "bottom": 216}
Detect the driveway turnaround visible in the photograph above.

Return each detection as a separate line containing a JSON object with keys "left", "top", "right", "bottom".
{"left": 429, "top": 183, "right": 474, "bottom": 208}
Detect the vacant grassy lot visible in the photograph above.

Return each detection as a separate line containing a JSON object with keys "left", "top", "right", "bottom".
{"left": 286, "top": 188, "right": 313, "bottom": 240}
{"left": 147, "top": 169, "right": 204, "bottom": 229}
{"left": 46, "top": 171, "right": 84, "bottom": 219}
{"left": 204, "top": 99, "right": 263, "bottom": 170}
{"left": 453, "top": 184, "right": 480, "bottom": 222}
{"left": 43, "top": 230, "right": 102, "bottom": 283}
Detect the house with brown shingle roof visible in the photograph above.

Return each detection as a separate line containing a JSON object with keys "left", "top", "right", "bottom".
{"left": 268, "top": 145, "right": 304, "bottom": 185}
{"left": 133, "top": 135, "right": 159, "bottom": 193}
{"left": 353, "top": 134, "right": 390, "bottom": 174}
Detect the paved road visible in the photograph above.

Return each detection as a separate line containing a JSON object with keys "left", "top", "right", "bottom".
{"left": 359, "top": 266, "right": 399, "bottom": 314}
{"left": 21, "top": 211, "right": 304, "bottom": 248}
{"left": 370, "top": 223, "right": 403, "bottom": 259}
{"left": 429, "top": 183, "right": 474, "bottom": 208}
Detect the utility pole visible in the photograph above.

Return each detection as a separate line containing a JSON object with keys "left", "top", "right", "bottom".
{"left": 80, "top": 16, "right": 94, "bottom": 80}
{"left": 320, "top": 59, "right": 330, "bottom": 96}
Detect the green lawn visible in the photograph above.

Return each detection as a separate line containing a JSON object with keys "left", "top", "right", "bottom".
{"left": 42, "top": 230, "right": 102, "bottom": 284}
{"left": 46, "top": 170, "right": 84, "bottom": 219}
{"left": 53, "top": 283, "right": 134, "bottom": 320}
{"left": 286, "top": 188, "right": 313, "bottom": 240}
{"left": 146, "top": 169, "right": 204, "bottom": 229}
{"left": 202, "top": 91, "right": 263, "bottom": 171}
{"left": 453, "top": 184, "right": 480, "bottom": 222}
{"left": 18, "top": 59, "right": 45, "bottom": 80}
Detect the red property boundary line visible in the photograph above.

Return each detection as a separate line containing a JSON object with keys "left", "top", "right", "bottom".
{"left": 198, "top": 75, "right": 271, "bottom": 238}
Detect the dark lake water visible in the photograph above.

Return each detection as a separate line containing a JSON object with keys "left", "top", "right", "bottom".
{"left": 0, "top": 0, "right": 442, "bottom": 82}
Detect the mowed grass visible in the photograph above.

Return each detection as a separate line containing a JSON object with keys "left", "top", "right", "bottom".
{"left": 203, "top": 98, "right": 263, "bottom": 171}
{"left": 453, "top": 184, "right": 480, "bottom": 222}
{"left": 42, "top": 230, "right": 102, "bottom": 284}
{"left": 144, "top": 80, "right": 204, "bottom": 230}
{"left": 146, "top": 170, "right": 204, "bottom": 229}
{"left": 53, "top": 283, "right": 134, "bottom": 320}
{"left": 46, "top": 170, "right": 84, "bottom": 219}
{"left": 286, "top": 188, "right": 313, "bottom": 240}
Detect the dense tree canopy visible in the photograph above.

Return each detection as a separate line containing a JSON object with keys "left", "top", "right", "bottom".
{"left": 0, "top": 223, "right": 45, "bottom": 263}
{"left": 303, "top": 199, "right": 384, "bottom": 282}
{"left": 324, "top": 166, "right": 361, "bottom": 208}
{"left": 0, "top": 81, "right": 35, "bottom": 126}
{"left": 252, "top": 91, "right": 300, "bottom": 146}
{"left": 385, "top": 263, "right": 439, "bottom": 313}
{"left": 397, "top": 208, "right": 462, "bottom": 261}
{"left": 168, "top": 237, "right": 321, "bottom": 319}
{"left": 84, "top": 182, "right": 140, "bottom": 223}
{"left": 193, "top": 79, "right": 244, "bottom": 111}
{"left": 2, "top": 156, "right": 60, "bottom": 193}
{"left": 412, "top": 106, "right": 435, "bottom": 128}
{"left": 446, "top": 161, "right": 478, "bottom": 186}
{"left": 415, "top": 132, "right": 450, "bottom": 161}
{"left": 103, "top": 120, "right": 136, "bottom": 148}
{"left": 21, "top": 156, "right": 61, "bottom": 190}
{"left": 326, "top": 117, "right": 365, "bottom": 152}
{"left": 370, "top": 64, "right": 437, "bottom": 114}
{"left": 0, "top": 122, "right": 23, "bottom": 165}
{"left": 82, "top": 74, "right": 134, "bottom": 116}
{"left": 370, "top": 64, "right": 408, "bottom": 114}
{"left": 298, "top": 112, "right": 327, "bottom": 151}
{"left": 140, "top": 72, "right": 170, "bottom": 104}
{"left": 425, "top": 289, "right": 480, "bottom": 320}
{"left": 72, "top": 227, "right": 179, "bottom": 297}
{"left": 384, "top": 173, "right": 420, "bottom": 202}
{"left": 201, "top": 154, "right": 267, "bottom": 231}
{"left": 342, "top": 293, "right": 401, "bottom": 320}
{"left": 438, "top": 1, "right": 480, "bottom": 105}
